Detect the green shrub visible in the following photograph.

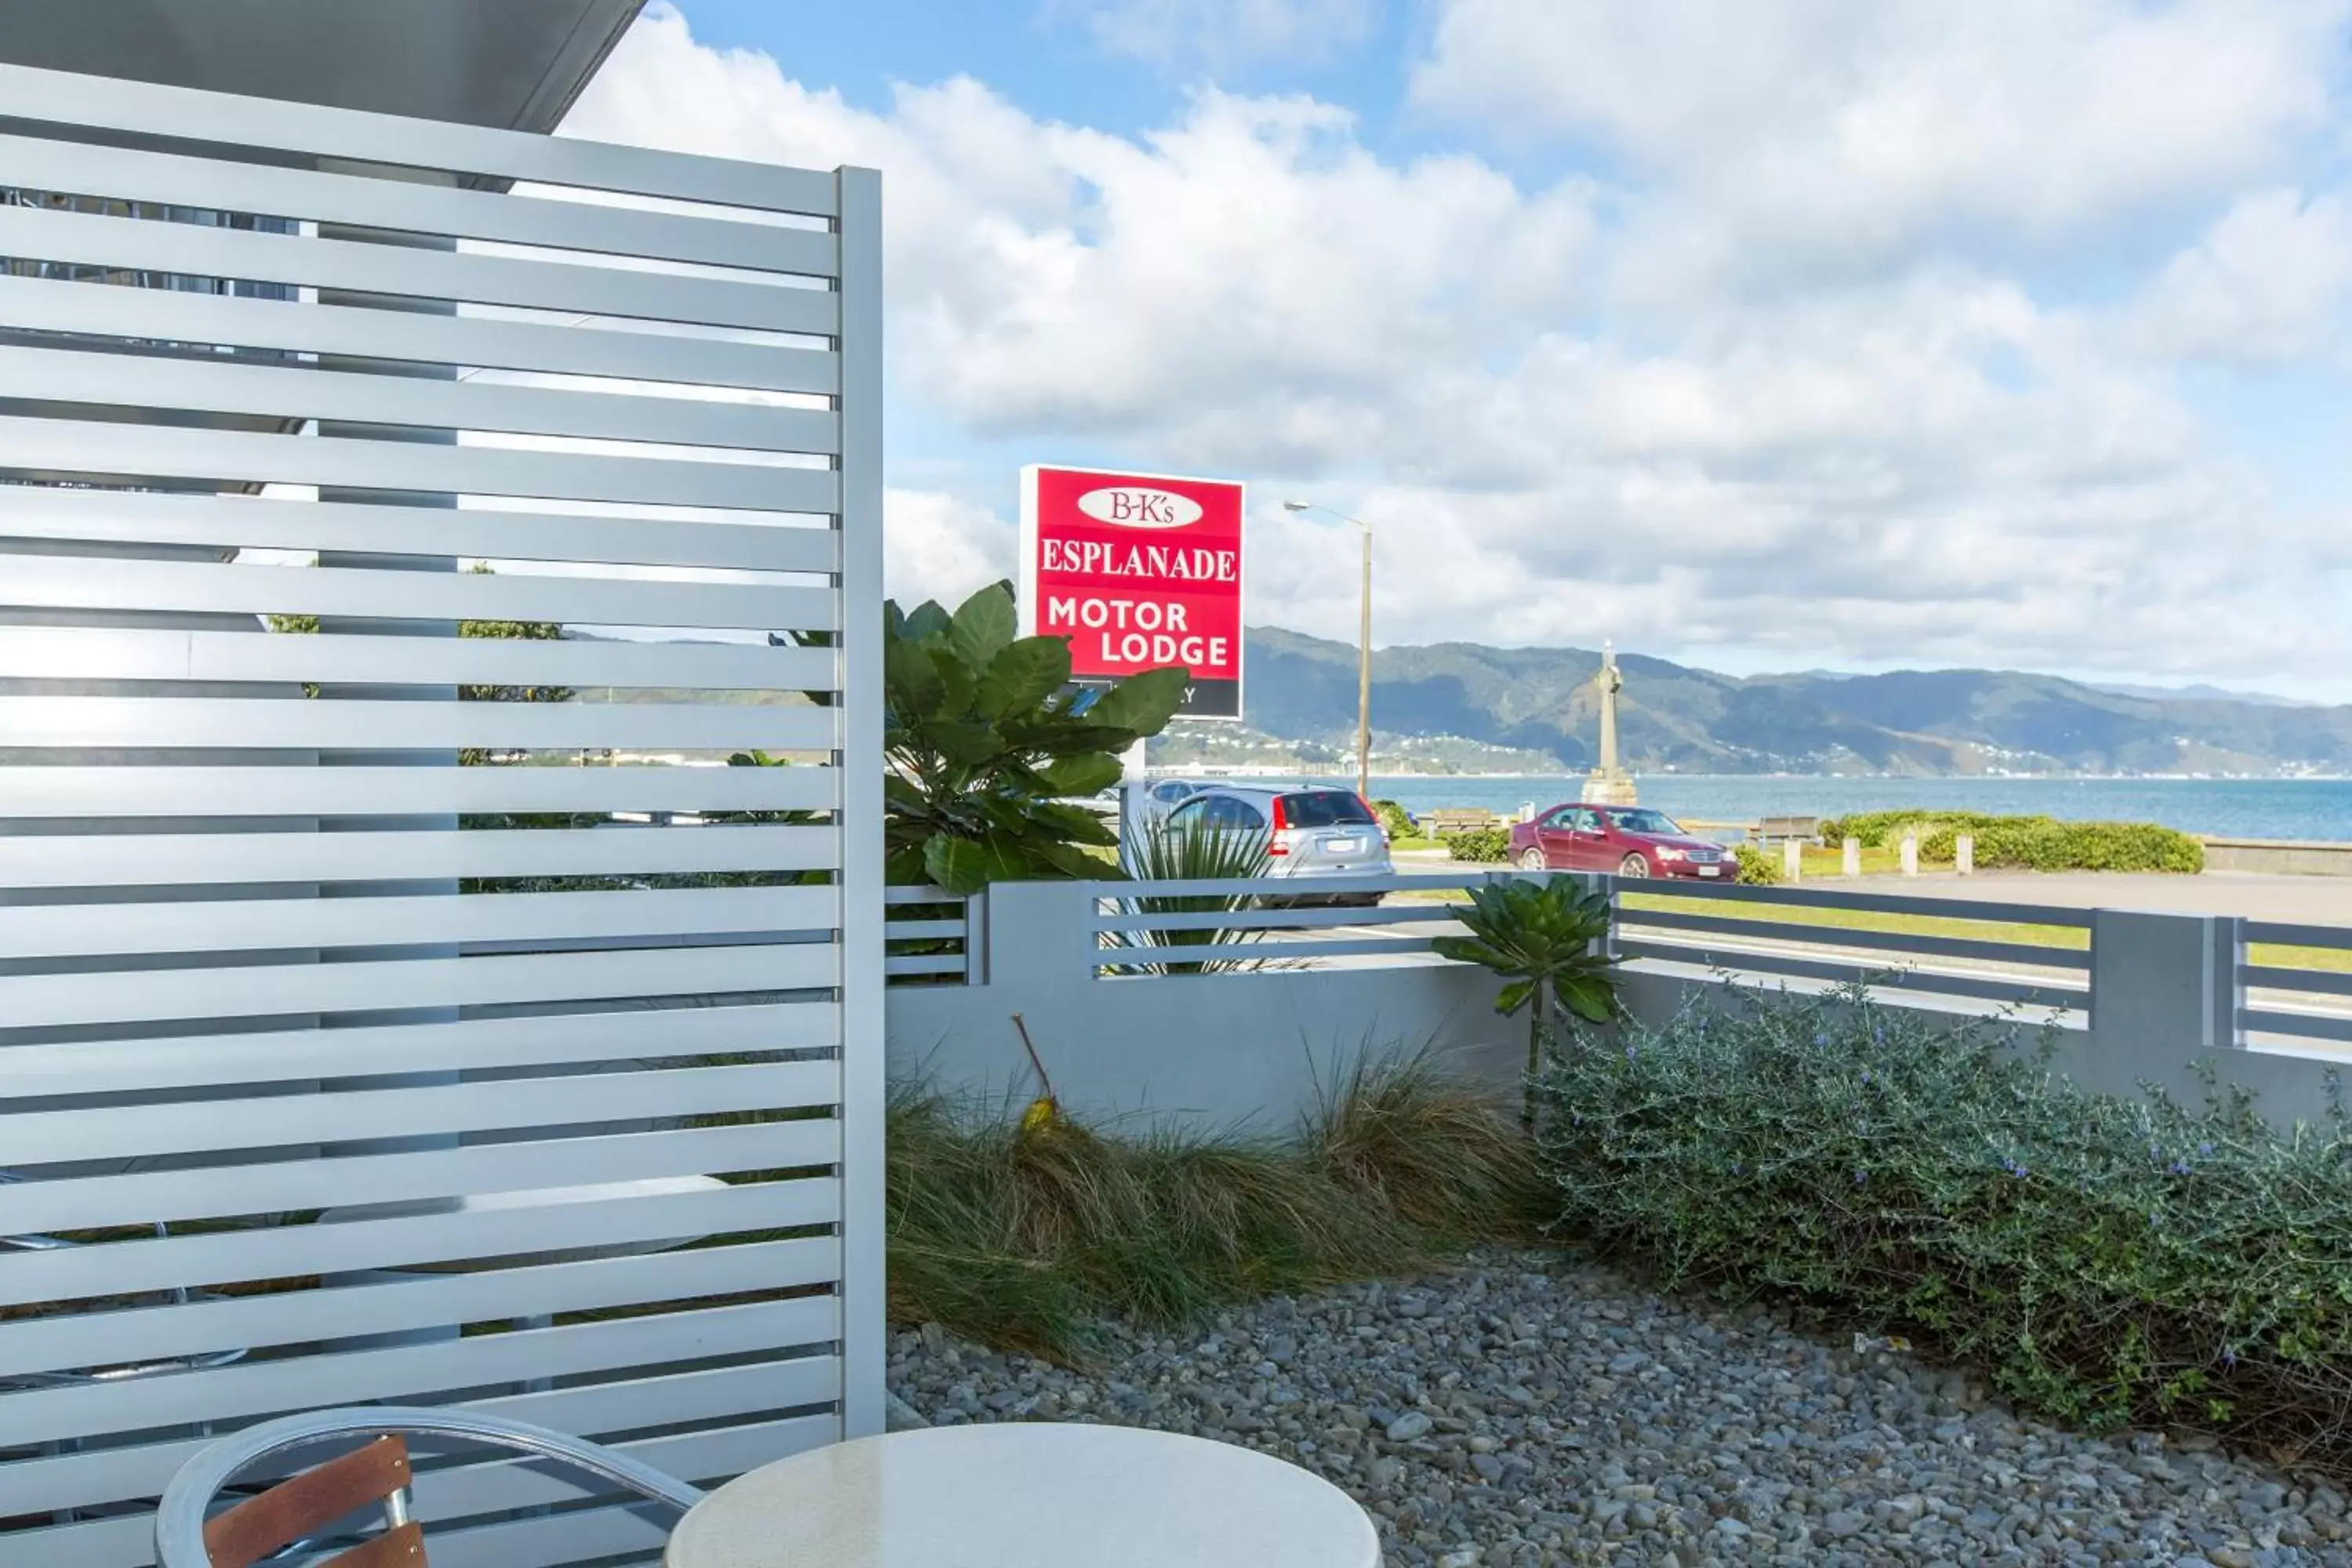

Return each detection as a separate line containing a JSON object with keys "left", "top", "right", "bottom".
{"left": 1818, "top": 808, "right": 2009, "bottom": 848}
{"left": 1371, "top": 798, "right": 1417, "bottom": 841}
{"left": 1442, "top": 825, "right": 1512, "bottom": 862}
{"left": 1433, "top": 877, "right": 1617, "bottom": 1129}
{"left": 1815, "top": 811, "right": 2201, "bottom": 875}
{"left": 1733, "top": 842, "right": 1782, "bottom": 884}
{"left": 1536, "top": 985, "right": 2352, "bottom": 1469}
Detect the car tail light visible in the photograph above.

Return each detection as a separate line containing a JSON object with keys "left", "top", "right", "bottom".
{"left": 1268, "top": 840, "right": 1289, "bottom": 855}
{"left": 1270, "top": 797, "right": 1289, "bottom": 831}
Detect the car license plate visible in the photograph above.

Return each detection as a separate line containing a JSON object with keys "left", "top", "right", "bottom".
{"left": 1697, "top": 864, "right": 1722, "bottom": 877}
{"left": 1324, "top": 837, "right": 1363, "bottom": 855}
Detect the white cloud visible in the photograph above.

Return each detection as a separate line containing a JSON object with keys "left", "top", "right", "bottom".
{"left": 1415, "top": 0, "right": 2350, "bottom": 293}
{"left": 2130, "top": 189, "right": 2352, "bottom": 363}
{"left": 1054, "top": 0, "right": 1377, "bottom": 70}
{"left": 884, "top": 490, "right": 1016, "bottom": 608}
{"left": 566, "top": 4, "right": 2352, "bottom": 695}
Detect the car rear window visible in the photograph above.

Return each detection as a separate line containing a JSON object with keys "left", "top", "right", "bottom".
{"left": 1279, "top": 791, "right": 1375, "bottom": 828}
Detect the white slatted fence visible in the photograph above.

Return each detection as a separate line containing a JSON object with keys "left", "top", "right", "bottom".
{"left": 0, "top": 60, "right": 882, "bottom": 1566}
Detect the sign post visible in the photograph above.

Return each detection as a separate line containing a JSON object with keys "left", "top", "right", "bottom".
{"left": 1020, "top": 464, "right": 1246, "bottom": 864}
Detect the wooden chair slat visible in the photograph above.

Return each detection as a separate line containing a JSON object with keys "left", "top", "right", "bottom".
{"left": 203, "top": 1436, "right": 412, "bottom": 1568}
{"left": 324, "top": 1521, "right": 426, "bottom": 1567}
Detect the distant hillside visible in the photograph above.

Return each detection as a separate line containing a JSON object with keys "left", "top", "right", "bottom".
{"left": 1212, "top": 627, "right": 2352, "bottom": 777}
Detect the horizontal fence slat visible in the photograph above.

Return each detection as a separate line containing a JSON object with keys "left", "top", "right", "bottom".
{"left": 0, "top": 1236, "right": 840, "bottom": 1381}
{"left": 0, "top": 272, "right": 838, "bottom": 397}
{"left": 1091, "top": 903, "right": 1460, "bottom": 934}
{"left": 0, "top": 343, "right": 837, "bottom": 456}
{"left": 881, "top": 886, "right": 960, "bottom": 906}
{"left": 0, "top": 481, "right": 839, "bottom": 572}
{"left": 0, "top": 131, "right": 838, "bottom": 278}
{"left": 0, "top": 823, "right": 835, "bottom": 887}
{"left": 0, "top": 1298, "right": 842, "bottom": 1457}
{"left": 0, "top": 764, "right": 837, "bottom": 819}
{"left": 0, "top": 203, "right": 839, "bottom": 336}
{"left": 0, "top": 884, "right": 836, "bottom": 960}
{"left": 1081, "top": 870, "right": 1512, "bottom": 901}
{"left": 2240, "top": 1007, "right": 2352, "bottom": 1044}
{"left": 0, "top": 1298, "right": 837, "bottom": 1523}
{"left": 4, "top": 1060, "right": 839, "bottom": 1165}
{"left": 883, "top": 919, "right": 967, "bottom": 941}
{"left": 0, "top": 61, "right": 842, "bottom": 216}
{"left": 0, "top": 1178, "right": 837, "bottom": 1311}
{"left": 1095, "top": 935, "right": 1440, "bottom": 966}
{"left": 0, "top": 414, "right": 840, "bottom": 515}
{"left": 2242, "top": 965, "right": 2352, "bottom": 998}
{"left": 0, "top": 625, "right": 837, "bottom": 691}
{"left": 1615, "top": 906, "right": 2089, "bottom": 970}
{"left": 1617, "top": 937, "right": 2082, "bottom": 1006}
{"left": 0, "top": 550, "right": 833, "bottom": 630}
{"left": 1617, "top": 880, "right": 2095, "bottom": 929}
{"left": 2244, "top": 920, "right": 2352, "bottom": 951}
{"left": 0, "top": 1001, "right": 833, "bottom": 1098}
{"left": 884, "top": 953, "right": 967, "bottom": 977}
{"left": 0, "top": 942, "right": 837, "bottom": 1029}
{"left": 0, "top": 1121, "right": 833, "bottom": 1236}
{"left": 0, "top": 695, "right": 834, "bottom": 752}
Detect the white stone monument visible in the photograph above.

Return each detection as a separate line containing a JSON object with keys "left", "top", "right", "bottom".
{"left": 1581, "top": 642, "right": 1639, "bottom": 806}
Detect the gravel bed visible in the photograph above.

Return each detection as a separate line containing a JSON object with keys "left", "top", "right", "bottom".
{"left": 888, "top": 1249, "right": 2349, "bottom": 1567}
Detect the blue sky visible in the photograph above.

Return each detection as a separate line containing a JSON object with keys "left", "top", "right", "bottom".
{"left": 569, "top": 2, "right": 2352, "bottom": 700}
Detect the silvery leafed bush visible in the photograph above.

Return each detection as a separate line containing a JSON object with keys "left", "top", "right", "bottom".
{"left": 1535, "top": 982, "right": 2352, "bottom": 1472}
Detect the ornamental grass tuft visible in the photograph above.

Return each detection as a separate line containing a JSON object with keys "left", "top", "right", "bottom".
{"left": 887, "top": 1054, "right": 1543, "bottom": 1359}
{"left": 1536, "top": 982, "right": 2352, "bottom": 1473}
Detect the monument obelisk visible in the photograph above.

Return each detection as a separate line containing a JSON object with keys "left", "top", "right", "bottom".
{"left": 1580, "top": 641, "right": 1639, "bottom": 805}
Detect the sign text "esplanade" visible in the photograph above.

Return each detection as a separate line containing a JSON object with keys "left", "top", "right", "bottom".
{"left": 1036, "top": 540, "right": 1239, "bottom": 581}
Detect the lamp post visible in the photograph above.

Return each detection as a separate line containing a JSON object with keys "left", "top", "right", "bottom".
{"left": 1283, "top": 500, "right": 1373, "bottom": 799}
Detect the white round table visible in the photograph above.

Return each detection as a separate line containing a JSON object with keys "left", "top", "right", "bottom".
{"left": 663, "top": 1422, "right": 1381, "bottom": 1568}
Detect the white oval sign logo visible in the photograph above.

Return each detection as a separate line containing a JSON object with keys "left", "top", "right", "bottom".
{"left": 1076, "top": 486, "right": 1203, "bottom": 530}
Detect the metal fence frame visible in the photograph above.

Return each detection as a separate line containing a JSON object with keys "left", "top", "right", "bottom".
{"left": 884, "top": 870, "right": 2352, "bottom": 1064}
{"left": 0, "top": 61, "right": 883, "bottom": 1568}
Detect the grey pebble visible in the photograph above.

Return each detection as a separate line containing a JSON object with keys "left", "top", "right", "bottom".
{"left": 887, "top": 1249, "right": 2335, "bottom": 1567}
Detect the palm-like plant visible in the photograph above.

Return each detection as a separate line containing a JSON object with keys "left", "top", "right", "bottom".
{"left": 1104, "top": 818, "right": 1278, "bottom": 975}
{"left": 1433, "top": 876, "right": 1617, "bottom": 1128}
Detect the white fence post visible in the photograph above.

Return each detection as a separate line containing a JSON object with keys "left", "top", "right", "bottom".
{"left": 1842, "top": 837, "right": 1861, "bottom": 877}
{"left": 1900, "top": 832, "right": 1919, "bottom": 877}
{"left": 1955, "top": 833, "right": 1975, "bottom": 876}
{"left": 1782, "top": 838, "right": 1802, "bottom": 881}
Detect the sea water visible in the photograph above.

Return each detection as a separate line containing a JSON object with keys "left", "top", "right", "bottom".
{"left": 1265, "top": 775, "right": 2352, "bottom": 842}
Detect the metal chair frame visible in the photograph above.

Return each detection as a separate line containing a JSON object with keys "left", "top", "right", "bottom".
{"left": 154, "top": 1406, "right": 706, "bottom": 1568}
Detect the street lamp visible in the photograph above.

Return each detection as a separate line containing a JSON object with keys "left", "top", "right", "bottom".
{"left": 1283, "top": 500, "right": 1373, "bottom": 798}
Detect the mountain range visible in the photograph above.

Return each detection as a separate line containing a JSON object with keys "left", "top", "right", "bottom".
{"left": 1168, "top": 627, "right": 2352, "bottom": 777}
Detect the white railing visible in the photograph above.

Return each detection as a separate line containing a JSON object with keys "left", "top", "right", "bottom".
{"left": 898, "top": 872, "right": 2352, "bottom": 1060}
{"left": 2242, "top": 921, "right": 2352, "bottom": 1052}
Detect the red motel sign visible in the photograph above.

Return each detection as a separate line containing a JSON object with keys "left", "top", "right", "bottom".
{"left": 1018, "top": 464, "right": 1244, "bottom": 721}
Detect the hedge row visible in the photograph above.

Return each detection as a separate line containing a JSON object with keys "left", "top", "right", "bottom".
{"left": 1442, "top": 826, "right": 1512, "bottom": 863}
{"left": 1816, "top": 811, "right": 2202, "bottom": 875}
{"left": 1538, "top": 985, "right": 2352, "bottom": 1473}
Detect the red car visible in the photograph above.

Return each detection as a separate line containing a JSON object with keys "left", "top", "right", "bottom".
{"left": 1507, "top": 804, "right": 1733, "bottom": 879}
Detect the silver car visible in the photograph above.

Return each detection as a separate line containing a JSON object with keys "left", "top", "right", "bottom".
{"left": 1153, "top": 784, "right": 1394, "bottom": 902}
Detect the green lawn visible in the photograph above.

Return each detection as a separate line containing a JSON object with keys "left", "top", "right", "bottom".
{"left": 1618, "top": 891, "right": 2352, "bottom": 975}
